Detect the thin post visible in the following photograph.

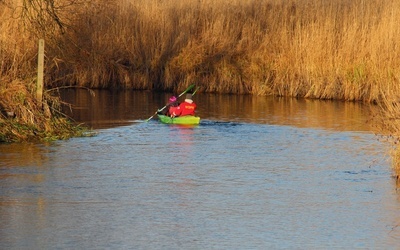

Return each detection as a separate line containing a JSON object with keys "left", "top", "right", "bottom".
{"left": 36, "top": 39, "right": 45, "bottom": 103}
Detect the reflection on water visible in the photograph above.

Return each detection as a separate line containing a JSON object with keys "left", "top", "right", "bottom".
{"left": 201, "top": 95, "right": 372, "bottom": 131}
{"left": 1, "top": 90, "right": 399, "bottom": 249}
{"left": 60, "top": 89, "right": 374, "bottom": 131}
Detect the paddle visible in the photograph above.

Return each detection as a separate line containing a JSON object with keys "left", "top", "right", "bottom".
{"left": 145, "top": 84, "right": 195, "bottom": 122}
{"left": 192, "top": 86, "right": 200, "bottom": 96}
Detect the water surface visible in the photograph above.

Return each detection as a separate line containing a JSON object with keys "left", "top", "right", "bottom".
{"left": 1, "top": 90, "right": 399, "bottom": 249}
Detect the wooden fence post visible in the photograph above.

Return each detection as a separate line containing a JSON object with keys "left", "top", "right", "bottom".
{"left": 36, "top": 39, "right": 45, "bottom": 103}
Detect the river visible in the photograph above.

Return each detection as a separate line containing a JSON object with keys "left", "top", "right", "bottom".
{"left": 1, "top": 90, "right": 400, "bottom": 249}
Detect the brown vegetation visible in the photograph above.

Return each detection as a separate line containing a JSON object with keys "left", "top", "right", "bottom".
{"left": 2, "top": 0, "right": 400, "bottom": 99}
{"left": 371, "top": 94, "right": 400, "bottom": 181}
{"left": 0, "top": 77, "right": 90, "bottom": 142}
{"left": 0, "top": 0, "right": 93, "bottom": 142}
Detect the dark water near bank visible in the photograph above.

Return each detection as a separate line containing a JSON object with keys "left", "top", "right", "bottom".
{"left": 1, "top": 90, "right": 400, "bottom": 249}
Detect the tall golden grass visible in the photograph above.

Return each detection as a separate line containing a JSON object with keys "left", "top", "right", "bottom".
{"left": 371, "top": 92, "right": 400, "bottom": 182}
{"left": 2, "top": 0, "right": 400, "bottom": 100}
{"left": 0, "top": 0, "right": 92, "bottom": 142}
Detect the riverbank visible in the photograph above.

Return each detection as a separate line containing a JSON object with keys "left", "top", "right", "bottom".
{"left": 372, "top": 96, "right": 400, "bottom": 181}
{"left": 0, "top": 78, "right": 90, "bottom": 143}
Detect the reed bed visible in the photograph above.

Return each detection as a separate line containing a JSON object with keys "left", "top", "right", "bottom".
{"left": 43, "top": 0, "right": 400, "bottom": 102}
{"left": 371, "top": 92, "right": 400, "bottom": 182}
{"left": 2, "top": 0, "right": 400, "bottom": 100}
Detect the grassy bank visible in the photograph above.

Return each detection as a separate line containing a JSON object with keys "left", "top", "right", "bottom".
{"left": 0, "top": 77, "right": 90, "bottom": 143}
{"left": 372, "top": 95, "right": 400, "bottom": 182}
{"left": 0, "top": 0, "right": 92, "bottom": 142}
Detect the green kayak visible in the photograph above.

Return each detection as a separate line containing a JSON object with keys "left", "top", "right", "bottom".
{"left": 157, "top": 114, "right": 200, "bottom": 125}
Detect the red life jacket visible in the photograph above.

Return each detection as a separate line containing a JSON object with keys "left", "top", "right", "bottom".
{"left": 169, "top": 106, "right": 181, "bottom": 117}
{"left": 165, "top": 102, "right": 179, "bottom": 116}
{"left": 178, "top": 100, "right": 196, "bottom": 116}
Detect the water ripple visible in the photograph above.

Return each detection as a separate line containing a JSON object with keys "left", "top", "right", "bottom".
{"left": 0, "top": 119, "right": 399, "bottom": 249}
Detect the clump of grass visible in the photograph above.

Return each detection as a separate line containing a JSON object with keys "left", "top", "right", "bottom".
{"left": 0, "top": 117, "right": 89, "bottom": 143}
{"left": 370, "top": 92, "right": 400, "bottom": 182}
{"left": 0, "top": 77, "right": 92, "bottom": 143}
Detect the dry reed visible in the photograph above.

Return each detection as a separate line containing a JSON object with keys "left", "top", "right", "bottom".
{"left": 3, "top": 0, "right": 400, "bottom": 100}
{"left": 53, "top": 0, "right": 400, "bottom": 101}
{"left": 0, "top": 75, "right": 90, "bottom": 142}
{"left": 0, "top": 1, "right": 90, "bottom": 142}
{"left": 371, "top": 91, "right": 400, "bottom": 182}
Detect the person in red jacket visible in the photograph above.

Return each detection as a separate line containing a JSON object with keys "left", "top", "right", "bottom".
{"left": 164, "top": 96, "right": 179, "bottom": 116}
{"left": 169, "top": 92, "right": 197, "bottom": 117}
